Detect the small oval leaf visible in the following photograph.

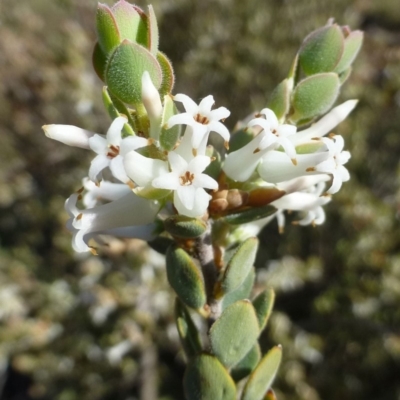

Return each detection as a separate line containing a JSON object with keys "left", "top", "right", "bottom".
{"left": 334, "top": 30, "right": 363, "bottom": 74}
{"left": 166, "top": 246, "right": 206, "bottom": 310}
{"left": 157, "top": 52, "right": 175, "bottom": 96}
{"left": 299, "top": 24, "right": 344, "bottom": 75}
{"left": 183, "top": 354, "right": 236, "bottom": 400}
{"left": 222, "top": 267, "right": 255, "bottom": 310}
{"left": 92, "top": 42, "right": 107, "bottom": 82}
{"left": 209, "top": 300, "right": 260, "bottom": 368}
{"left": 111, "top": 0, "right": 143, "bottom": 43}
{"left": 231, "top": 343, "right": 261, "bottom": 382}
{"left": 221, "top": 237, "right": 259, "bottom": 294}
{"left": 223, "top": 205, "right": 277, "bottom": 225}
{"left": 291, "top": 73, "right": 340, "bottom": 122}
{"left": 164, "top": 215, "right": 207, "bottom": 239}
{"left": 105, "top": 40, "right": 162, "bottom": 105}
{"left": 267, "top": 78, "right": 291, "bottom": 121}
{"left": 147, "top": 5, "right": 159, "bottom": 56}
{"left": 252, "top": 288, "right": 275, "bottom": 331}
{"left": 241, "top": 346, "right": 282, "bottom": 400}
{"left": 175, "top": 298, "right": 202, "bottom": 358}
{"left": 96, "top": 4, "right": 120, "bottom": 54}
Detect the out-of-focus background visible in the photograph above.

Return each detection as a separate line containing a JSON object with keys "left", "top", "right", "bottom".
{"left": 0, "top": 0, "right": 399, "bottom": 399}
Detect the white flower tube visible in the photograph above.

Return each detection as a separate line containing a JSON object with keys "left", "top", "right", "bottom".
{"left": 42, "top": 124, "right": 95, "bottom": 149}
{"left": 65, "top": 192, "right": 159, "bottom": 252}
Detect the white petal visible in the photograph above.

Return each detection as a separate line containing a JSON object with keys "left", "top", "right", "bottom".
{"left": 278, "top": 137, "right": 297, "bottom": 161}
{"left": 177, "top": 185, "right": 196, "bottom": 210}
{"left": 278, "top": 124, "right": 297, "bottom": 138}
{"left": 260, "top": 108, "right": 279, "bottom": 129}
{"left": 43, "top": 124, "right": 95, "bottom": 149}
{"left": 152, "top": 172, "right": 179, "bottom": 190}
{"left": 337, "top": 165, "right": 350, "bottom": 182}
{"left": 109, "top": 156, "right": 129, "bottom": 183}
{"left": 82, "top": 179, "right": 130, "bottom": 207}
{"left": 89, "top": 154, "right": 110, "bottom": 183}
{"left": 168, "top": 151, "right": 188, "bottom": 175}
{"left": 124, "top": 151, "right": 169, "bottom": 187}
{"left": 327, "top": 172, "right": 343, "bottom": 194}
{"left": 209, "top": 106, "right": 230, "bottom": 121}
{"left": 193, "top": 173, "right": 218, "bottom": 190}
{"left": 207, "top": 120, "right": 230, "bottom": 142}
{"left": 120, "top": 136, "right": 148, "bottom": 156}
{"left": 188, "top": 155, "right": 210, "bottom": 174}
{"left": 173, "top": 94, "right": 199, "bottom": 115}
{"left": 141, "top": 71, "right": 163, "bottom": 121}
{"left": 198, "top": 95, "right": 215, "bottom": 115}
{"left": 65, "top": 193, "right": 80, "bottom": 217}
{"left": 175, "top": 128, "right": 195, "bottom": 162}
{"left": 248, "top": 118, "right": 271, "bottom": 133}
{"left": 174, "top": 187, "right": 210, "bottom": 217}
{"left": 107, "top": 116, "right": 127, "bottom": 146}
{"left": 89, "top": 134, "right": 108, "bottom": 155}
{"left": 290, "top": 100, "right": 358, "bottom": 145}
{"left": 278, "top": 175, "right": 330, "bottom": 194}
{"left": 167, "top": 113, "right": 196, "bottom": 129}
{"left": 337, "top": 151, "right": 351, "bottom": 165}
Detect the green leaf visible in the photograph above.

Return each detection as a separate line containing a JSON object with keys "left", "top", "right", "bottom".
{"left": 166, "top": 246, "right": 206, "bottom": 310}
{"left": 334, "top": 30, "right": 363, "bottom": 74}
{"left": 102, "top": 87, "right": 135, "bottom": 136}
{"left": 222, "top": 268, "right": 255, "bottom": 309}
{"left": 221, "top": 238, "right": 258, "bottom": 294}
{"left": 241, "top": 346, "right": 282, "bottom": 400}
{"left": 338, "top": 66, "right": 352, "bottom": 84}
{"left": 148, "top": 236, "right": 174, "bottom": 255}
{"left": 133, "top": 186, "right": 170, "bottom": 200}
{"left": 92, "top": 42, "right": 107, "bottom": 82}
{"left": 209, "top": 300, "right": 260, "bottom": 368}
{"left": 105, "top": 40, "right": 162, "bottom": 105}
{"left": 147, "top": 5, "right": 159, "bottom": 56}
{"left": 299, "top": 24, "right": 344, "bottom": 75}
{"left": 160, "top": 94, "right": 181, "bottom": 151}
{"left": 111, "top": 0, "right": 143, "bottom": 43}
{"left": 252, "top": 288, "right": 275, "bottom": 331}
{"left": 291, "top": 72, "right": 340, "bottom": 122}
{"left": 223, "top": 205, "right": 277, "bottom": 225}
{"left": 132, "top": 5, "right": 149, "bottom": 47}
{"left": 295, "top": 141, "right": 324, "bottom": 154}
{"left": 175, "top": 299, "right": 202, "bottom": 358}
{"left": 96, "top": 4, "right": 120, "bottom": 54}
{"left": 204, "top": 145, "right": 222, "bottom": 180}
{"left": 231, "top": 343, "right": 261, "bottom": 382}
{"left": 267, "top": 78, "right": 291, "bottom": 121}
{"left": 164, "top": 215, "right": 207, "bottom": 239}
{"left": 157, "top": 51, "right": 175, "bottom": 96}
{"left": 183, "top": 354, "right": 236, "bottom": 400}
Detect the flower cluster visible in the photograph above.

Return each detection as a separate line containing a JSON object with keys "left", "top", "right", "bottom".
{"left": 44, "top": 72, "right": 356, "bottom": 252}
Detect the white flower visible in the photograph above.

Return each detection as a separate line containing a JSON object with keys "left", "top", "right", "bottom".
{"left": 312, "top": 135, "right": 351, "bottom": 194}
{"left": 42, "top": 124, "right": 95, "bottom": 149}
{"left": 152, "top": 152, "right": 218, "bottom": 217}
{"left": 247, "top": 108, "right": 297, "bottom": 163}
{"left": 124, "top": 150, "right": 218, "bottom": 218}
{"left": 289, "top": 100, "right": 358, "bottom": 145}
{"left": 271, "top": 181, "right": 331, "bottom": 232}
{"left": 141, "top": 71, "right": 163, "bottom": 140}
{"left": 167, "top": 94, "right": 230, "bottom": 154}
{"left": 65, "top": 191, "right": 159, "bottom": 253}
{"left": 82, "top": 178, "right": 131, "bottom": 208}
{"left": 224, "top": 110, "right": 297, "bottom": 182}
{"left": 88, "top": 116, "right": 148, "bottom": 184}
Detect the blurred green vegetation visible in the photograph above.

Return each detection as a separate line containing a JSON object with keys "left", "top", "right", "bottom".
{"left": 0, "top": 0, "right": 399, "bottom": 399}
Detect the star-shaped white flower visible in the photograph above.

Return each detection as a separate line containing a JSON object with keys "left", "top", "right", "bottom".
{"left": 167, "top": 94, "right": 230, "bottom": 155}
{"left": 247, "top": 108, "right": 297, "bottom": 163}
{"left": 152, "top": 152, "right": 218, "bottom": 217}
{"left": 89, "top": 116, "right": 149, "bottom": 184}
{"left": 312, "top": 135, "right": 351, "bottom": 194}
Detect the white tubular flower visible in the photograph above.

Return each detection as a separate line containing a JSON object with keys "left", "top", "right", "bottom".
{"left": 152, "top": 152, "right": 218, "bottom": 218}
{"left": 82, "top": 178, "right": 131, "bottom": 208}
{"left": 257, "top": 150, "right": 329, "bottom": 184}
{"left": 223, "top": 108, "right": 297, "bottom": 182}
{"left": 65, "top": 192, "right": 159, "bottom": 253}
{"left": 167, "top": 94, "right": 230, "bottom": 154}
{"left": 290, "top": 100, "right": 358, "bottom": 145}
{"left": 271, "top": 182, "right": 331, "bottom": 231}
{"left": 88, "top": 116, "right": 148, "bottom": 184}
{"left": 142, "top": 71, "right": 163, "bottom": 140}
{"left": 313, "top": 135, "right": 351, "bottom": 194}
{"left": 42, "top": 124, "right": 95, "bottom": 149}
{"left": 248, "top": 108, "right": 297, "bottom": 164}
